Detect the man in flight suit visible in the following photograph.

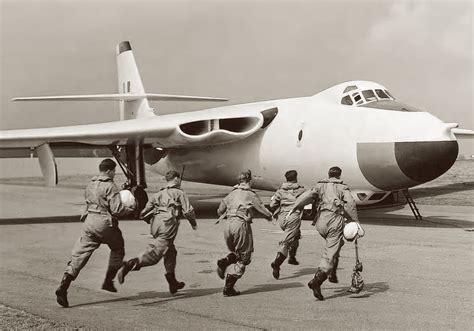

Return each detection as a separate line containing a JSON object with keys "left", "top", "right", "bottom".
{"left": 117, "top": 170, "right": 197, "bottom": 294}
{"left": 289, "top": 166, "right": 360, "bottom": 300}
{"left": 55, "top": 158, "right": 132, "bottom": 308}
{"left": 216, "top": 170, "right": 273, "bottom": 296}
{"left": 269, "top": 170, "right": 306, "bottom": 279}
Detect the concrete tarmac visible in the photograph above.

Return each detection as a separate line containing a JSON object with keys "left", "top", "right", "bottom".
{"left": 0, "top": 181, "right": 473, "bottom": 330}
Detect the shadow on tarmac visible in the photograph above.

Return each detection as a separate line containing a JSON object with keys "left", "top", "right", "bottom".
{"left": 70, "top": 281, "right": 304, "bottom": 308}
{"left": 324, "top": 281, "right": 389, "bottom": 300}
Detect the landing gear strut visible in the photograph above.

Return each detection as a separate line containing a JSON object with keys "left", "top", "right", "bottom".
{"left": 109, "top": 143, "right": 149, "bottom": 218}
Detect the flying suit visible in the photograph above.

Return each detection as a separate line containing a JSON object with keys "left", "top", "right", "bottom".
{"left": 217, "top": 182, "right": 272, "bottom": 278}
{"left": 269, "top": 182, "right": 306, "bottom": 255}
{"left": 65, "top": 174, "right": 128, "bottom": 279}
{"left": 293, "top": 178, "right": 359, "bottom": 275}
{"left": 137, "top": 182, "right": 197, "bottom": 272}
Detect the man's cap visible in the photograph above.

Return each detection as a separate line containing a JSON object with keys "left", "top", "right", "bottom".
{"left": 99, "top": 158, "right": 117, "bottom": 171}
{"left": 165, "top": 170, "right": 181, "bottom": 181}
{"left": 284, "top": 170, "right": 297, "bottom": 182}
{"left": 328, "top": 166, "right": 342, "bottom": 178}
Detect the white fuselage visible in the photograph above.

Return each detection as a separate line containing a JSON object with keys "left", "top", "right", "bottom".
{"left": 154, "top": 93, "right": 458, "bottom": 205}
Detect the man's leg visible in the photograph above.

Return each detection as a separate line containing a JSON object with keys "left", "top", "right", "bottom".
{"left": 224, "top": 253, "right": 251, "bottom": 297}
{"left": 56, "top": 233, "right": 100, "bottom": 307}
{"left": 328, "top": 239, "right": 344, "bottom": 283}
{"left": 163, "top": 243, "right": 185, "bottom": 294}
{"left": 102, "top": 227, "right": 125, "bottom": 292}
{"left": 117, "top": 238, "right": 166, "bottom": 284}
{"left": 309, "top": 213, "right": 343, "bottom": 300}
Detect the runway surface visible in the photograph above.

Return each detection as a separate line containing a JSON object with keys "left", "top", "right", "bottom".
{"left": 0, "top": 180, "right": 473, "bottom": 330}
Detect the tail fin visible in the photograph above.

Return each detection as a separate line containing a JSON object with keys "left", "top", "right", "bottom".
{"left": 116, "top": 41, "right": 155, "bottom": 120}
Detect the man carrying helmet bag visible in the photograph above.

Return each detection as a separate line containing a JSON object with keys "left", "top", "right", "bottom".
{"left": 289, "top": 166, "right": 362, "bottom": 301}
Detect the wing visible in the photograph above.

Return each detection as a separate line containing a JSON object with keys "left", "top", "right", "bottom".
{"left": 0, "top": 103, "right": 278, "bottom": 148}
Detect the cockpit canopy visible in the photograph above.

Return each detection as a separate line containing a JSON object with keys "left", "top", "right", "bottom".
{"left": 341, "top": 85, "right": 394, "bottom": 106}
{"left": 340, "top": 84, "right": 421, "bottom": 112}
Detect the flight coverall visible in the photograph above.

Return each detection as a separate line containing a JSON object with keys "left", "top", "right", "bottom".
{"left": 293, "top": 178, "right": 359, "bottom": 275}
{"left": 137, "top": 183, "right": 196, "bottom": 272}
{"left": 269, "top": 182, "right": 306, "bottom": 256}
{"left": 65, "top": 174, "right": 128, "bottom": 280}
{"left": 217, "top": 183, "right": 272, "bottom": 278}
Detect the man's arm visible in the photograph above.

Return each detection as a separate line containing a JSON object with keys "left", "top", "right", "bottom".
{"left": 252, "top": 195, "right": 273, "bottom": 220}
{"left": 179, "top": 191, "right": 197, "bottom": 229}
{"left": 268, "top": 191, "right": 281, "bottom": 213}
{"left": 342, "top": 187, "right": 359, "bottom": 222}
{"left": 291, "top": 188, "right": 319, "bottom": 211}
{"left": 106, "top": 183, "right": 126, "bottom": 216}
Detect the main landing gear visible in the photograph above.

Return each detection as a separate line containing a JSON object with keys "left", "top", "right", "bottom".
{"left": 109, "top": 143, "right": 150, "bottom": 218}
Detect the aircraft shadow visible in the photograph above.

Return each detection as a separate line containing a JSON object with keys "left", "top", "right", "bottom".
{"left": 324, "top": 281, "right": 389, "bottom": 300}
{"left": 410, "top": 182, "right": 474, "bottom": 199}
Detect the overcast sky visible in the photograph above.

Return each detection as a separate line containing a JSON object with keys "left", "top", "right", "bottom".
{"left": 1, "top": 0, "right": 472, "bottom": 135}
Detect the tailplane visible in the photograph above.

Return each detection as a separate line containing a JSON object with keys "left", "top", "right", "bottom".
{"left": 12, "top": 41, "right": 228, "bottom": 120}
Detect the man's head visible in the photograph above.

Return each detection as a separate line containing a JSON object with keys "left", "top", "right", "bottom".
{"left": 238, "top": 170, "right": 252, "bottom": 184}
{"left": 284, "top": 170, "right": 297, "bottom": 182}
{"left": 328, "top": 166, "right": 342, "bottom": 179}
{"left": 99, "top": 158, "right": 117, "bottom": 178}
{"left": 165, "top": 170, "right": 181, "bottom": 185}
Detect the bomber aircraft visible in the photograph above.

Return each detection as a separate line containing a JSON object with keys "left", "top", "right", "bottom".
{"left": 1, "top": 41, "right": 472, "bottom": 219}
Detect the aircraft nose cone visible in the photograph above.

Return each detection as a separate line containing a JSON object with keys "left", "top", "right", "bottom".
{"left": 357, "top": 140, "right": 458, "bottom": 191}
{"left": 394, "top": 141, "right": 458, "bottom": 183}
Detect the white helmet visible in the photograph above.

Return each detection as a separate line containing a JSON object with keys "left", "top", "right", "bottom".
{"left": 119, "top": 190, "right": 137, "bottom": 210}
{"left": 343, "top": 222, "right": 365, "bottom": 241}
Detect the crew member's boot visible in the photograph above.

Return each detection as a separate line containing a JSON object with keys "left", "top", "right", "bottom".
{"left": 165, "top": 272, "right": 185, "bottom": 294}
{"left": 223, "top": 274, "right": 241, "bottom": 297}
{"left": 101, "top": 268, "right": 118, "bottom": 292}
{"left": 307, "top": 269, "right": 328, "bottom": 301}
{"left": 288, "top": 247, "right": 299, "bottom": 265}
{"left": 216, "top": 253, "right": 237, "bottom": 279}
{"left": 55, "top": 273, "right": 74, "bottom": 308}
{"left": 117, "top": 258, "right": 140, "bottom": 284}
{"left": 270, "top": 252, "right": 287, "bottom": 279}
{"left": 328, "top": 258, "right": 339, "bottom": 283}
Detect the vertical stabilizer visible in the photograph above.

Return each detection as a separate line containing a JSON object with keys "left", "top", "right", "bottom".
{"left": 116, "top": 41, "right": 155, "bottom": 120}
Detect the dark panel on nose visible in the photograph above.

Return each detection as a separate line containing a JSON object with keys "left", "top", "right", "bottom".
{"left": 357, "top": 142, "right": 419, "bottom": 191}
{"left": 395, "top": 141, "right": 458, "bottom": 183}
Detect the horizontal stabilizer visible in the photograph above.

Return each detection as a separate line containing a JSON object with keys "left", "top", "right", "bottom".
{"left": 12, "top": 94, "right": 228, "bottom": 102}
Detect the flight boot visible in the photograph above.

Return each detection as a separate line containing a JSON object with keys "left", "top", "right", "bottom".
{"left": 165, "top": 272, "right": 185, "bottom": 294}
{"left": 307, "top": 269, "right": 328, "bottom": 301}
{"left": 271, "top": 252, "right": 287, "bottom": 279}
{"left": 101, "top": 268, "right": 119, "bottom": 292}
{"left": 328, "top": 258, "right": 339, "bottom": 283}
{"left": 216, "top": 253, "right": 237, "bottom": 279}
{"left": 55, "top": 273, "right": 74, "bottom": 308}
{"left": 288, "top": 247, "right": 299, "bottom": 265}
{"left": 223, "top": 274, "right": 240, "bottom": 297}
{"left": 117, "top": 258, "right": 140, "bottom": 284}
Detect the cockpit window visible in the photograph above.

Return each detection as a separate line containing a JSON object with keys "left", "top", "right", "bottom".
{"left": 375, "top": 89, "right": 389, "bottom": 99}
{"left": 384, "top": 90, "right": 394, "bottom": 99}
{"left": 362, "top": 90, "right": 377, "bottom": 103}
{"left": 341, "top": 95, "right": 353, "bottom": 105}
{"left": 352, "top": 92, "right": 362, "bottom": 103}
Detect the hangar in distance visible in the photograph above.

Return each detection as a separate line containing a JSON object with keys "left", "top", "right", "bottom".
{"left": 1, "top": 41, "right": 472, "bottom": 217}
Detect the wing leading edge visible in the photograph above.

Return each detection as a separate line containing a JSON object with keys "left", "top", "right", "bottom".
{"left": 0, "top": 104, "right": 278, "bottom": 149}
